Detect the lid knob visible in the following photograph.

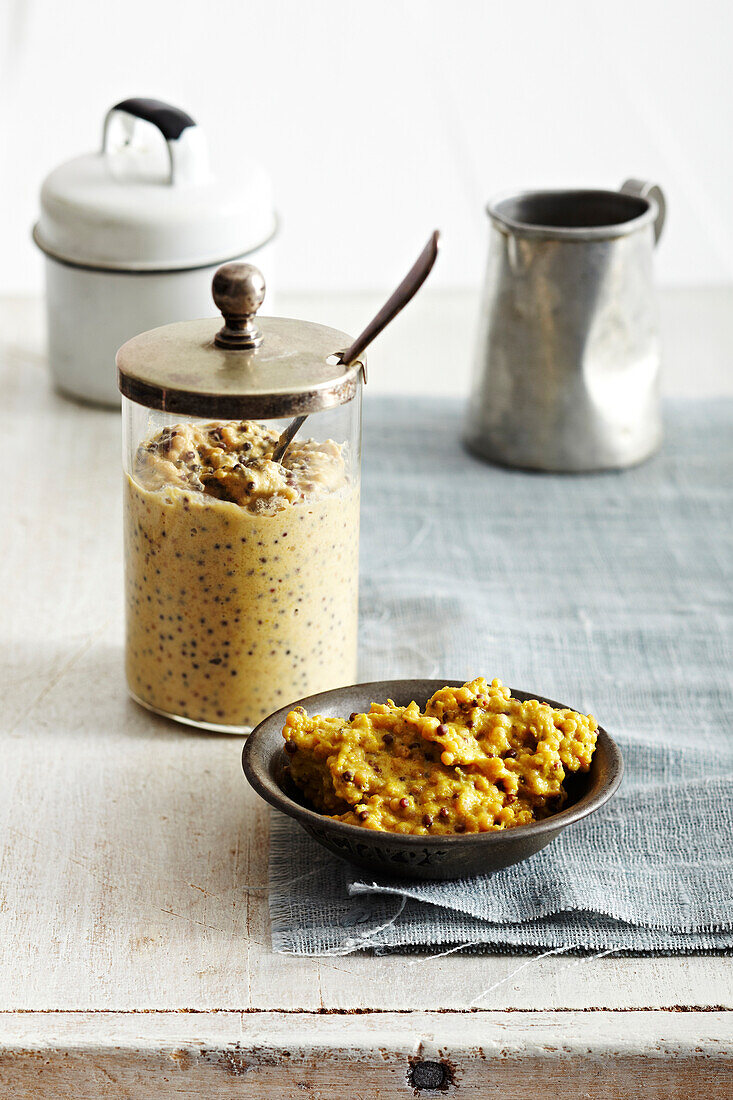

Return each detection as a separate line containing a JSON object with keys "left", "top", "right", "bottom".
{"left": 212, "top": 263, "right": 266, "bottom": 350}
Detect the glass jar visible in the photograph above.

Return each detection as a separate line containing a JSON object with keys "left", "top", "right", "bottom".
{"left": 118, "top": 264, "right": 363, "bottom": 734}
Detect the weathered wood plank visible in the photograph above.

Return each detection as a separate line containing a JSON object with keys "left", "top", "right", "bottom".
{"left": 0, "top": 1011, "right": 731, "bottom": 1099}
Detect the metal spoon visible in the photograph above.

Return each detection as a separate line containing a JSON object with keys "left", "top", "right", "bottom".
{"left": 272, "top": 230, "right": 440, "bottom": 463}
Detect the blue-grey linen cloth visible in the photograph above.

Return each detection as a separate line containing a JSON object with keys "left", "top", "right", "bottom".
{"left": 269, "top": 397, "right": 733, "bottom": 955}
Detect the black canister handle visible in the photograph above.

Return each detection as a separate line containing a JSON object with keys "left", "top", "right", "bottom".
{"left": 102, "top": 98, "right": 204, "bottom": 184}
{"left": 105, "top": 98, "right": 195, "bottom": 141}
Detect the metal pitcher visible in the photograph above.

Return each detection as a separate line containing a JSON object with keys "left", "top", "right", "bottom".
{"left": 464, "top": 180, "right": 666, "bottom": 471}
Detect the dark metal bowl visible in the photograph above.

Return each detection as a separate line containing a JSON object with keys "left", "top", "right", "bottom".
{"left": 242, "top": 679, "right": 624, "bottom": 882}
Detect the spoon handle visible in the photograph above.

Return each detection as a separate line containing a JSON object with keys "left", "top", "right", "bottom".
{"left": 272, "top": 230, "right": 440, "bottom": 464}
{"left": 272, "top": 415, "right": 307, "bottom": 463}
{"left": 340, "top": 230, "right": 440, "bottom": 368}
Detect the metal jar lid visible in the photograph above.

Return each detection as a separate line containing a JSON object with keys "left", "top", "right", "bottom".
{"left": 116, "top": 263, "right": 365, "bottom": 418}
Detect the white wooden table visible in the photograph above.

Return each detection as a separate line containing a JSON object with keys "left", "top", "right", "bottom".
{"left": 2, "top": 294, "right": 732, "bottom": 1097}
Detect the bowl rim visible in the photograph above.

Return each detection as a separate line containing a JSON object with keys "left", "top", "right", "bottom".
{"left": 242, "top": 679, "right": 624, "bottom": 847}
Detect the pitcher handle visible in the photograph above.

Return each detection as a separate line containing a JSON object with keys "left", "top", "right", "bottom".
{"left": 620, "top": 179, "right": 666, "bottom": 244}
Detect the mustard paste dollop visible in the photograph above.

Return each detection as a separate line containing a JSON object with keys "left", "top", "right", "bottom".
{"left": 283, "top": 678, "right": 598, "bottom": 834}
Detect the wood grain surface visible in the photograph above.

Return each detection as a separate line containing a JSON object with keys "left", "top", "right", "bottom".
{"left": 1, "top": 1012, "right": 732, "bottom": 1099}
{"left": 2, "top": 301, "right": 732, "bottom": 1096}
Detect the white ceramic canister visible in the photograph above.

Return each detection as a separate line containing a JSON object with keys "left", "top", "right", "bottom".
{"left": 33, "top": 98, "right": 277, "bottom": 407}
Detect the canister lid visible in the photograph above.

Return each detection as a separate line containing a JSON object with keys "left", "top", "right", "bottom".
{"left": 117, "top": 263, "right": 365, "bottom": 418}
{"left": 33, "top": 98, "right": 276, "bottom": 272}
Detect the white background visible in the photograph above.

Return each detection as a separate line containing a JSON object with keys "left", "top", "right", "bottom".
{"left": 1, "top": 0, "right": 731, "bottom": 295}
